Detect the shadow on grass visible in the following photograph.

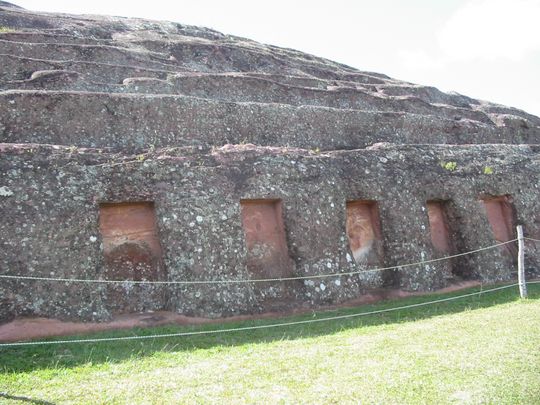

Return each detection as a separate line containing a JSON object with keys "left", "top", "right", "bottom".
{"left": 1, "top": 282, "right": 538, "bottom": 374}
{"left": 0, "top": 392, "right": 56, "bottom": 404}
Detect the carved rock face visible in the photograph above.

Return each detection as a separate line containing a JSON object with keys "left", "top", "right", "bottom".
{"left": 104, "top": 241, "right": 156, "bottom": 281}
{"left": 99, "top": 202, "right": 163, "bottom": 276}
{"left": 98, "top": 202, "right": 166, "bottom": 314}
{"left": 0, "top": 3, "right": 539, "bottom": 324}
{"left": 346, "top": 201, "right": 382, "bottom": 266}
{"left": 240, "top": 199, "right": 292, "bottom": 278}
{"left": 427, "top": 201, "right": 453, "bottom": 254}
{"left": 482, "top": 196, "right": 517, "bottom": 258}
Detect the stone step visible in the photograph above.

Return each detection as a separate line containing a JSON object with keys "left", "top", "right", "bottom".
{"left": 0, "top": 37, "right": 362, "bottom": 84}
{"left": 0, "top": 68, "right": 499, "bottom": 125}
{"left": 0, "top": 39, "right": 178, "bottom": 71}
{"left": 0, "top": 31, "right": 124, "bottom": 46}
{"left": 0, "top": 54, "right": 181, "bottom": 83}
{"left": 0, "top": 13, "right": 402, "bottom": 86}
{"left": 0, "top": 51, "right": 375, "bottom": 89}
{"left": 124, "top": 38, "right": 350, "bottom": 79}
{"left": 0, "top": 7, "right": 368, "bottom": 80}
{"left": 163, "top": 73, "right": 495, "bottom": 124}
{"left": 377, "top": 84, "right": 477, "bottom": 108}
{"left": 471, "top": 102, "right": 540, "bottom": 124}
{"left": 2, "top": 52, "right": 536, "bottom": 128}
{"left": 2, "top": 90, "right": 537, "bottom": 150}
{"left": 0, "top": 5, "right": 229, "bottom": 41}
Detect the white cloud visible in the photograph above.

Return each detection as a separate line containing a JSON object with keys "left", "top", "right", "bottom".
{"left": 397, "top": 49, "right": 444, "bottom": 70}
{"left": 393, "top": 0, "right": 540, "bottom": 117}
{"left": 398, "top": 0, "right": 540, "bottom": 69}
{"left": 438, "top": 0, "right": 540, "bottom": 61}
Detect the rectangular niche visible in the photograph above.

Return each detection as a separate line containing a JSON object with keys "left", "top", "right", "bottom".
{"left": 99, "top": 202, "right": 165, "bottom": 281}
{"left": 426, "top": 200, "right": 454, "bottom": 254}
{"left": 240, "top": 199, "right": 293, "bottom": 278}
{"left": 346, "top": 200, "right": 382, "bottom": 265}
{"left": 481, "top": 195, "right": 516, "bottom": 250}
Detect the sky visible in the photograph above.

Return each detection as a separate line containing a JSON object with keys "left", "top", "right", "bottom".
{"left": 12, "top": 0, "right": 540, "bottom": 117}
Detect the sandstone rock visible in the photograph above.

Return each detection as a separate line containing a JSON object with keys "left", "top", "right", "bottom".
{"left": 0, "top": 3, "right": 538, "bottom": 324}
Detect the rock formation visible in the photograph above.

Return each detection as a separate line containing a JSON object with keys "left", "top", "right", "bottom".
{"left": 1, "top": 2, "right": 539, "bottom": 325}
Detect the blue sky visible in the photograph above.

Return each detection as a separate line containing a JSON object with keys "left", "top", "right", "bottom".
{"left": 13, "top": 0, "right": 540, "bottom": 116}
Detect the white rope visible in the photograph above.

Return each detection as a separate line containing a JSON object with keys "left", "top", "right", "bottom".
{"left": 524, "top": 237, "right": 540, "bottom": 243}
{"left": 0, "top": 283, "right": 520, "bottom": 348}
{"left": 0, "top": 239, "right": 517, "bottom": 285}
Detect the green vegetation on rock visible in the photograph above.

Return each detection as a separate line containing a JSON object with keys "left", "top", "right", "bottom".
{"left": 441, "top": 161, "right": 457, "bottom": 171}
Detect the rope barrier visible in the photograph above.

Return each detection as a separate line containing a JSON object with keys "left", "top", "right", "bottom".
{"left": 524, "top": 237, "right": 540, "bottom": 243}
{"left": 0, "top": 282, "right": 522, "bottom": 348}
{"left": 0, "top": 239, "right": 517, "bottom": 285}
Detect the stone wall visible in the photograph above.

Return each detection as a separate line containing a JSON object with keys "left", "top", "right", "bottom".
{"left": 1, "top": 142, "right": 539, "bottom": 323}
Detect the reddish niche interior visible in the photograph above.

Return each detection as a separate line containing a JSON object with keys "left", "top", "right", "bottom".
{"left": 426, "top": 201, "right": 453, "bottom": 254}
{"left": 240, "top": 199, "right": 292, "bottom": 278}
{"left": 346, "top": 201, "right": 382, "bottom": 265}
{"left": 482, "top": 196, "right": 515, "bottom": 243}
{"left": 99, "top": 202, "right": 164, "bottom": 281}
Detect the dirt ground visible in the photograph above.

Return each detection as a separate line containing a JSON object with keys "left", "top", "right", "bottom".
{"left": 0, "top": 281, "right": 481, "bottom": 342}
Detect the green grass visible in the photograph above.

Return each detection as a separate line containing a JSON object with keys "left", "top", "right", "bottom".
{"left": 1, "top": 283, "right": 539, "bottom": 404}
{"left": 0, "top": 27, "right": 14, "bottom": 33}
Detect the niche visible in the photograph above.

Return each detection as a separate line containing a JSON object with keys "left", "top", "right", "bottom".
{"left": 481, "top": 195, "right": 517, "bottom": 256}
{"left": 99, "top": 202, "right": 165, "bottom": 282}
{"left": 426, "top": 200, "right": 453, "bottom": 254}
{"left": 346, "top": 200, "right": 383, "bottom": 265}
{"left": 240, "top": 199, "right": 292, "bottom": 278}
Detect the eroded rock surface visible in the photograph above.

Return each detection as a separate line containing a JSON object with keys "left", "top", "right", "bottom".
{"left": 0, "top": 3, "right": 539, "bottom": 327}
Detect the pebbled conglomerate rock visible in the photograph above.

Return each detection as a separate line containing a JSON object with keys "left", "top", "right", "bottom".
{"left": 0, "top": 3, "right": 539, "bottom": 325}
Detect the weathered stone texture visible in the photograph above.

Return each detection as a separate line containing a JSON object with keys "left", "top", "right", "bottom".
{"left": 2, "top": 91, "right": 537, "bottom": 151}
{"left": 1, "top": 143, "right": 539, "bottom": 321}
{"left": 0, "top": 3, "right": 539, "bottom": 325}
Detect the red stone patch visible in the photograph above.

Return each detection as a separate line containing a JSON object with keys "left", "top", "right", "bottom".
{"left": 240, "top": 199, "right": 292, "bottom": 278}
{"left": 99, "top": 202, "right": 164, "bottom": 281}
{"left": 346, "top": 201, "right": 382, "bottom": 265}
{"left": 481, "top": 195, "right": 517, "bottom": 257}
{"left": 482, "top": 196, "right": 515, "bottom": 243}
{"left": 427, "top": 201, "right": 453, "bottom": 254}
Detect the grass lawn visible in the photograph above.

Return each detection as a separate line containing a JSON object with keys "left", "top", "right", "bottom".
{"left": 1, "top": 283, "right": 539, "bottom": 404}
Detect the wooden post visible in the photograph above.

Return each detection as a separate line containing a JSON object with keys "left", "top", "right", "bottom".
{"left": 517, "top": 225, "right": 527, "bottom": 298}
